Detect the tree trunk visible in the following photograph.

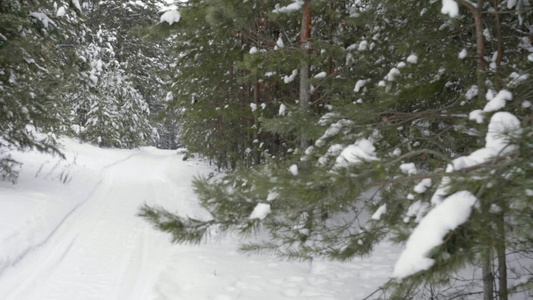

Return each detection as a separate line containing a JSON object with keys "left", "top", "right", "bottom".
{"left": 474, "top": 0, "right": 486, "bottom": 103}
{"left": 496, "top": 212, "right": 508, "bottom": 300}
{"left": 462, "top": 0, "right": 487, "bottom": 103}
{"left": 482, "top": 249, "right": 494, "bottom": 300}
{"left": 299, "top": 0, "right": 312, "bottom": 149}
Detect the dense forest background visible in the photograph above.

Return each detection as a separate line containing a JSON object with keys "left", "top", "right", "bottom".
{"left": 2, "top": 0, "right": 533, "bottom": 299}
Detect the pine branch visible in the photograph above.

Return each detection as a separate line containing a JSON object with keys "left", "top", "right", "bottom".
{"left": 138, "top": 204, "right": 214, "bottom": 244}
{"left": 371, "top": 153, "right": 518, "bottom": 188}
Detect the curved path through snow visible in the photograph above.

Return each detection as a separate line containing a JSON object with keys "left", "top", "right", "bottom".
{"left": 0, "top": 149, "right": 211, "bottom": 300}
{"left": 0, "top": 147, "right": 400, "bottom": 300}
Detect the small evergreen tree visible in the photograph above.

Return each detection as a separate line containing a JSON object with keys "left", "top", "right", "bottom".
{"left": 0, "top": 0, "right": 82, "bottom": 181}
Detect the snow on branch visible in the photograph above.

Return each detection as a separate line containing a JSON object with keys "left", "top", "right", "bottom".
{"left": 29, "top": 12, "right": 56, "bottom": 28}
{"left": 393, "top": 111, "right": 521, "bottom": 278}
{"left": 441, "top": 0, "right": 459, "bottom": 17}
{"left": 273, "top": 1, "right": 304, "bottom": 14}
{"left": 393, "top": 191, "right": 477, "bottom": 278}
{"left": 160, "top": 10, "right": 181, "bottom": 25}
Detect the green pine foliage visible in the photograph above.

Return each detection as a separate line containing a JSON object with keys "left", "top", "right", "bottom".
{"left": 65, "top": 1, "right": 157, "bottom": 148}
{"left": 1, "top": 0, "right": 164, "bottom": 181}
{"left": 1, "top": 0, "right": 79, "bottom": 181}
{"left": 141, "top": 0, "right": 533, "bottom": 299}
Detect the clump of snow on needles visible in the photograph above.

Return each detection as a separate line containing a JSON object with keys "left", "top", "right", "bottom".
{"left": 314, "top": 72, "right": 327, "bottom": 79}
{"left": 469, "top": 110, "right": 484, "bottom": 123}
{"left": 458, "top": 49, "right": 467, "bottom": 59}
{"left": 273, "top": 1, "right": 304, "bottom": 14}
{"left": 393, "top": 191, "right": 477, "bottom": 278}
{"left": 289, "top": 164, "right": 298, "bottom": 176}
{"left": 483, "top": 89, "right": 513, "bottom": 112}
{"left": 160, "top": 10, "right": 181, "bottom": 25}
{"left": 414, "top": 178, "right": 432, "bottom": 194}
{"left": 276, "top": 36, "right": 285, "bottom": 48}
{"left": 250, "top": 103, "right": 257, "bottom": 112}
{"left": 371, "top": 204, "right": 387, "bottom": 220}
{"left": 279, "top": 103, "right": 286, "bottom": 116}
{"left": 249, "top": 203, "right": 271, "bottom": 220}
{"left": 283, "top": 69, "right": 298, "bottom": 84}
{"left": 451, "top": 112, "right": 520, "bottom": 172}
{"left": 400, "top": 163, "right": 417, "bottom": 175}
{"left": 441, "top": 0, "right": 459, "bottom": 17}
{"left": 386, "top": 68, "right": 400, "bottom": 81}
{"left": 465, "top": 85, "right": 479, "bottom": 100}
{"left": 406, "top": 54, "right": 418, "bottom": 64}
{"left": 354, "top": 79, "right": 366, "bottom": 92}
{"left": 72, "top": 0, "right": 82, "bottom": 12}
{"left": 315, "top": 122, "right": 342, "bottom": 147}
{"left": 335, "top": 139, "right": 378, "bottom": 168}
{"left": 56, "top": 7, "right": 66, "bottom": 17}
{"left": 469, "top": 90, "right": 513, "bottom": 123}
{"left": 29, "top": 12, "right": 56, "bottom": 28}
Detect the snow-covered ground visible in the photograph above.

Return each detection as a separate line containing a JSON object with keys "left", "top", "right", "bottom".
{"left": 0, "top": 138, "right": 401, "bottom": 300}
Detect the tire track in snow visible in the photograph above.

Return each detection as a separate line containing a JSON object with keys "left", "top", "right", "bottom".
{"left": 0, "top": 153, "right": 139, "bottom": 297}
{"left": 0, "top": 153, "right": 137, "bottom": 278}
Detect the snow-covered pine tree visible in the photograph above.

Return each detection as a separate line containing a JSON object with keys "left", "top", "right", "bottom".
{"left": 65, "top": 1, "right": 155, "bottom": 148}
{"left": 142, "top": 0, "right": 376, "bottom": 254}
{"left": 141, "top": 0, "right": 532, "bottom": 299}
{"left": 148, "top": 0, "right": 310, "bottom": 168}
{"left": 0, "top": 0, "right": 82, "bottom": 182}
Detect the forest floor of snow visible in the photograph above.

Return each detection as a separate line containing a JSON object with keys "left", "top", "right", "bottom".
{"left": 0, "top": 138, "right": 402, "bottom": 300}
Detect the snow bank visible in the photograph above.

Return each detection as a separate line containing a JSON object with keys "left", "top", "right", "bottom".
{"left": 393, "top": 191, "right": 477, "bottom": 278}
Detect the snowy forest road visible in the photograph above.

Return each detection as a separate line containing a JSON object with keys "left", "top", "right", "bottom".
{"left": 0, "top": 144, "right": 401, "bottom": 300}
{"left": 0, "top": 149, "right": 212, "bottom": 300}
